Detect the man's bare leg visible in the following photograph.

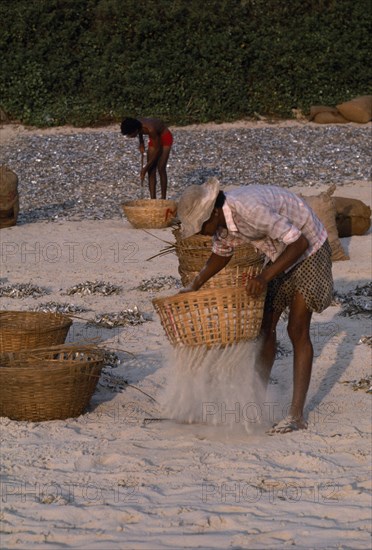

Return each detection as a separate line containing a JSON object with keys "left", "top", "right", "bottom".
{"left": 158, "top": 146, "right": 171, "bottom": 199}
{"left": 256, "top": 309, "right": 282, "bottom": 387}
{"left": 148, "top": 165, "right": 157, "bottom": 198}
{"left": 288, "top": 291, "right": 313, "bottom": 421}
{"left": 268, "top": 292, "right": 313, "bottom": 434}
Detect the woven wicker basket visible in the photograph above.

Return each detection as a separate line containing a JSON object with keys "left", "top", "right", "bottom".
{"left": 0, "top": 311, "right": 72, "bottom": 353}
{"left": 0, "top": 345, "right": 105, "bottom": 421}
{"left": 122, "top": 199, "right": 177, "bottom": 229}
{"left": 0, "top": 216, "right": 17, "bottom": 229}
{"left": 153, "top": 286, "right": 265, "bottom": 348}
{"left": 0, "top": 196, "right": 19, "bottom": 228}
{"left": 173, "top": 228, "right": 263, "bottom": 271}
{"left": 179, "top": 263, "right": 264, "bottom": 289}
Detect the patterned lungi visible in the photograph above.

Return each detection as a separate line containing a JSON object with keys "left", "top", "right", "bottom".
{"left": 265, "top": 239, "right": 334, "bottom": 314}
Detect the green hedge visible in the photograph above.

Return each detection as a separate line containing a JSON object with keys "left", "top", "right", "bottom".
{"left": 0, "top": 0, "right": 371, "bottom": 126}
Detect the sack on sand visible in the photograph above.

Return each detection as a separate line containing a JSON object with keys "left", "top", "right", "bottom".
{"left": 332, "top": 196, "right": 371, "bottom": 237}
{"left": 299, "top": 184, "right": 349, "bottom": 262}
{"left": 336, "top": 95, "right": 372, "bottom": 123}
{"left": 309, "top": 105, "right": 339, "bottom": 121}
{"left": 0, "top": 165, "right": 19, "bottom": 227}
{"left": 312, "top": 111, "right": 350, "bottom": 124}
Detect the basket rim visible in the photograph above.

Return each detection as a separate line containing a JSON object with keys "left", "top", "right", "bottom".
{"left": 122, "top": 199, "right": 177, "bottom": 208}
{"left": 0, "top": 310, "right": 73, "bottom": 331}
{"left": 152, "top": 285, "right": 265, "bottom": 307}
{"left": 172, "top": 228, "right": 210, "bottom": 243}
{"left": 0, "top": 344, "right": 105, "bottom": 368}
{"left": 0, "top": 342, "right": 104, "bottom": 356}
{"left": 0, "top": 310, "right": 72, "bottom": 319}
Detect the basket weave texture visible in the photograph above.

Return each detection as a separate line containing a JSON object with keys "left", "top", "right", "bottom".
{"left": 172, "top": 228, "right": 264, "bottom": 271}
{"left": 0, "top": 311, "right": 72, "bottom": 353}
{"left": 122, "top": 199, "right": 177, "bottom": 229}
{"left": 179, "top": 264, "right": 264, "bottom": 289}
{"left": 0, "top": 345, "right": 105, "bottom": 421}
{"left": 153, "top": 286, "right": 265, "bottom": 348}
{"left": 0, "top": 217, "right": 17, "bottom": 229}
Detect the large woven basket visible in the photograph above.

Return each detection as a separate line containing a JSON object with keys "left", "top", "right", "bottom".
{"left": 0, "top": 216, "right": 17, "bottom": 229}
{"left": 173, "top": 228, "right": 263, "bottom": 271}
{"left": 0, "top": 196, "right": 19, "bottom": 228}
{"left": 179, "top": 263, "right": 264, "bottom": 289}
{"left": 0, "top": 311, "right": 72, "bottom": 353}
{"left": 153, "top": 286, "right": 265, "bottom": 348}
{"left": 122, "top": 199, "right": 177, "bottom": 229}
{"left": 0, "top": 345, "right": 105, "bottom": 421}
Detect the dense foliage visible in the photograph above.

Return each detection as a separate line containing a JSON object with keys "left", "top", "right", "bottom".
{"left": 1, "top": 0, "right": 371, "bottom": 126}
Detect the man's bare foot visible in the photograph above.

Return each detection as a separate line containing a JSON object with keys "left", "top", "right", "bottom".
{"left": 267, "top": 415, "right": 308, "bottom": 435}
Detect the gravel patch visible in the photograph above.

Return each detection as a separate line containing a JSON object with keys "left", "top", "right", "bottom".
{"left": 1, "top": 124, "right": 370, "bottom": 224}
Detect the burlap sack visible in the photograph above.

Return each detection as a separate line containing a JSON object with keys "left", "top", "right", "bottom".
{"left": 0, "top": 165, "right": 19, "bottom": 227}
{"left": 309, "top": 105, "right": 339, "bottom": 121}
{"left": 332, "top": 196, "right": 371, "bottom": 237}
{"left": 312, "top": 111, "right": 350, "bottom": 124}
{"left": 299, "top": 184, "right": 349, "bottom": 262}
{"left": 336, "top": 95, "right": 372, "bottom": 123}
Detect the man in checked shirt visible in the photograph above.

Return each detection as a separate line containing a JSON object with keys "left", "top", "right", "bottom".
{"left": 177, "top": 178, "right": 334, "bottom": 434}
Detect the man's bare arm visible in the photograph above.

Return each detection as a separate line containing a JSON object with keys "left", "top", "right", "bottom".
{"left": 180, "top": 253, "right": 232, "bottom": 292}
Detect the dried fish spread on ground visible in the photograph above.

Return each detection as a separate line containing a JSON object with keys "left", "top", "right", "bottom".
{"left": 275, "top": 341, "right": 292, "bottom": 358}
{"left": 136, "top": 276, "right": 181, "bottom": 291}
{"left": 65, "top": 280, "right": 122, "bottom": 296}
{"left": 341, "top": 375, "right": 372, "bottom": 394}
{"left": 358, "top": 335, "right": 372, "bottom": 347}
{"left": 102, "top": 351, "right": 120, "bottom": 368}
{"left": 88, "top": 307, "right": 151, "bottom": 328}
{"left": 0, "top": 125, "right": 370, "bottom": 224}
{"left": 31, "top": 301, "right": 89, "bottom": 314}
{"left": 334, "top": 283, "right": 372, "bottom": 317}
{"left": 0, "top": 283, "right": 48, "bottom": 298}
{"left": 99, "top": 370, "right": 128, "bottom": 392}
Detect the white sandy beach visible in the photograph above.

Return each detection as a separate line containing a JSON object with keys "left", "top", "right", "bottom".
{"left": 0, "top": 122, "right": 371, "bottom": 549}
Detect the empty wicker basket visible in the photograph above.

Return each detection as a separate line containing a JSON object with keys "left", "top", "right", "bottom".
{"left": 0, "top": 345, "right": 105, "bottom": 421}
{"left": 122, "top": 199, "right": 177, "bottom": 229}
{"left": 153, "top": 286, "right": 266, "bottom": 348}
{"left": 0, "top": 311, "right": 72, "bottom": 353}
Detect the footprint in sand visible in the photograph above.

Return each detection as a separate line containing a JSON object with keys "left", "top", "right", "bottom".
{"left": 74, "top": 453, "right": 127, "bottom": 472}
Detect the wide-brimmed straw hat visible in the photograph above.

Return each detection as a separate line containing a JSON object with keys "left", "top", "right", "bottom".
{"left": 177, "top": 178, "right": 220, "bottom": 239}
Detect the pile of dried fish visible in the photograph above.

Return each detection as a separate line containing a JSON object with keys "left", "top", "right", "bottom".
{"left": 341, "top": 376, "right": 372, "bottom": 394}
{"left": 136, "top": 275, "right": 181, "bottom": 292}
{"left": 333, "top": 283, "right": 372, "bottom": 317}
{"left": 31, "top": 301, "right": 89, "bottom": 314}
{"left": 99, "top": 370, "right": 128, "bottom": 392}
{"left": 102, "top": 350, "right": 120, "bottom": 368}
{"left": 1, "top": 125, "right": 370, "bottom": 224}
{"left": 88, "top": 307, "right": 151, "bottom": 328}
{"left": 358, "top": 335, "right": 372, "bottom": 347}
{"left": 65, "top": 280, "right": 122, "bottom": 296}
{"left": 98, "top": 371, "right": 157, "bottom": 403}
{"left": 0, "top": 282, "right": 48, "bottom": 299}
{"left": 276, "top": 341, "right": 292, "bottom": 358}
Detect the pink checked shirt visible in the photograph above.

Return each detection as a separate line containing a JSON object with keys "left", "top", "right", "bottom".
{"left": 212, "top": 185, "right": 328, "bottom": 270}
